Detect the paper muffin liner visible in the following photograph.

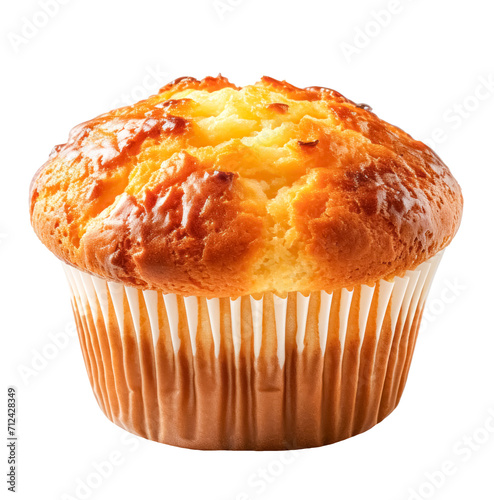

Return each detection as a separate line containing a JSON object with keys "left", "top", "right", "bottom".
{"left": 62, "top": 251, "right": 443, "bottom": 450}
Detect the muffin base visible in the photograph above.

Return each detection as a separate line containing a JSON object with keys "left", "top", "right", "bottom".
{"left": 63, "top": 252, "right": 442, "bottom": 450}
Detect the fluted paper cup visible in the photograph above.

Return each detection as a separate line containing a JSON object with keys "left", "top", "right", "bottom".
{"left": 62, "top": 251, "right": 443, "bottom": 450}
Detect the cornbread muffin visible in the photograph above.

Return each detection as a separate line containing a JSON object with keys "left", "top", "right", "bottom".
{"left": 30, "top": 76, "right": 463, "bottom": 450}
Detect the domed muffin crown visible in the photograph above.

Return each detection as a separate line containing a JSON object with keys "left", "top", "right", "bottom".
{"left": 30, "top": 75, "right": 463, "bottom": 296}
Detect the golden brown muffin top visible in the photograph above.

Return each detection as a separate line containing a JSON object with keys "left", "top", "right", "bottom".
{"left": 30, "top": 75, "right": 463, "bottom": 297}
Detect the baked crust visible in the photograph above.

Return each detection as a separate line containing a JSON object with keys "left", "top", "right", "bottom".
{"left": 30, "top": 75, "right": 463, "bottom": 296}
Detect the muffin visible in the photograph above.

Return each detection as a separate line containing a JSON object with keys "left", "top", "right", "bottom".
{"left": 29, "top": 75, "right": 463, "bottom": 450}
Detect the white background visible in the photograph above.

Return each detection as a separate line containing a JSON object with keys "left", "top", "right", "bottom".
{"left": 2, "top": 0, "right": 493, "bottom": 499}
